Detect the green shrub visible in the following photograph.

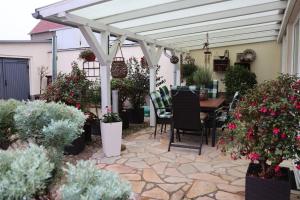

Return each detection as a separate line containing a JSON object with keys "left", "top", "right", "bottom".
{"left": 14, "top": 101, "right": 86, "bottom": 168}
{"left": 181, "top": 64, "right": 197, "bottom": 79}
{"left": 0, "top": 99, "right": 22, "bottom": 149}
{"left": 61, "top": 160, "right": 132, "bottom": 200}
{"left": 0, "top": 144, "right": 54, "bottom": 199}
{"left": 224, "top": 65, "right": 257, "bottom": 98}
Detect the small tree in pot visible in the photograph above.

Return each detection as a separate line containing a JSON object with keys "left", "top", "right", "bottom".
{"left": 219, "top": 74, "right": 300, "bottom": 200}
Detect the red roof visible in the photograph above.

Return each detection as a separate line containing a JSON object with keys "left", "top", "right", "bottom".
{"left": 30, "top": 20, "right": 66, "bottom": 34}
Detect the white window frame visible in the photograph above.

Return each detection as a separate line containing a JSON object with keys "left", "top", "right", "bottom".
{"left": 291, "top": 14, "right": 300, "bottom": 75}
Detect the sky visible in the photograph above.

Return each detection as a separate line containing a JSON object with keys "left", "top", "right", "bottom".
{"left": 0, "top": 0, "right": 60, "bottom": 40}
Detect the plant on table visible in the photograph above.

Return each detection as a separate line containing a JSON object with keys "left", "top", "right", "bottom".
{"left": 0, "top": 99, "right": 22, "bottom": 150}
{"left": 60, "top": 160, "right": 132, "bottom": 200}
{"left": 0, "top": 144, "right": 54, "bottom": 199}
{"left": 219, "top": 74, "right": 300, "bottom": 178}
{"left": 193, "top": 66, "right": 213, "bottom": 88}
{"left": 42, "top": 61, "right": 92, "bottom": 111}
{"left": 224, "top": 65, "right": 257, "bottom": 99}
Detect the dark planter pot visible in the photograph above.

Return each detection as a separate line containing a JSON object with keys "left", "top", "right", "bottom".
{"left": 91, "top": 119, "right": 101, "bottom": 136}
{"left": 64, "top": 133, "right": 86, "bottom": 155}
{"left": 119, "top": 110, "right": 130, "bottom": 129}
{"left": 128, "top": 108, "right": 144, "bottom": 124}
{"left": 84, "top": 123, "right": 92, "bottom": 143}
{"left": 246, "top": 163, "right": 291, "bottom": 200}
{"left": 0, "top": 139, "right": 10, "bottom": 150}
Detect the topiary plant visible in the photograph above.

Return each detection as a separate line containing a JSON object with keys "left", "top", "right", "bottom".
{"left": 224, "top": 65, "right": 257, "bottom": 99}
{"left": 0, "top": 143, "right": 54, "bottom": 199}
{"left": 0, "top": 99, "right": 22, "bottom": 150}
{"left": 60, "top": 160, "right": 132, "bottom": 200}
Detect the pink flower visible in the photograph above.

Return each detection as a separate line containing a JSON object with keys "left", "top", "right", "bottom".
{"left": 250, "top": 102, "right": 257, "bottom": 107}
{"left": 269, "top": 110, "right": 276, "bottom": 116}
{"left": 295, "top": 102, "right": 300, "bottom": 110}
{"left": 76, "top": 103, "right": 81, "bottom": 109}
{"left": 234, "top": 112, "right": 242, "bottom": 120}
{"left": 246, "top": 128, "right": 254, "bottom": 140}
{"left": 273, "top": 128, "right": 280, "bottom": 135}
{"left": 228, "top": 122, "right": 237, "bottom": 130}
{"left": 289, "top": 95, "right": 297, "bottom": 102}
{"left": 296, "top": 164, "right": 300, "bottom": 170}
{"left": 281, "top": 133, "right": 287, "bottom": 139}
{"left": 249, "top": 152, "right": 260, "bottom": 161}
{"left": 296, "top": 135, "right": 300, "bottom": 141}
{"left": 274, "top": 165, "right": 281, "bottom": 173}
{"left": 259, "top": 106, "right": 268, "bottom": 113}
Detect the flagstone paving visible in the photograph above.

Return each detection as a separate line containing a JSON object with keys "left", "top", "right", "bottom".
{"left": 88, "top": 127, "right": 300, "bottom": 200}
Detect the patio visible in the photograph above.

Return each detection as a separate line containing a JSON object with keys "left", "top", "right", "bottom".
{"left": 58, "top": 126, "right": 299, "bottom": 200}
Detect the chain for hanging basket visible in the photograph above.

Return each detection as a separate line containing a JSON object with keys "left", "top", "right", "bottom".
{"left": 111, "top": 42, "right": 128, "bottom": 78}
{"left": 170, "top": 55, "right": 179, "bottom": 64}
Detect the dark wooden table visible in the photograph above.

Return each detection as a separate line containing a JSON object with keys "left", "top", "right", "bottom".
{"left": 200, "top": 96, "right": 225, "bottom": 147}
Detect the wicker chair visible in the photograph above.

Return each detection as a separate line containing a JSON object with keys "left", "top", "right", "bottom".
{"left": 149, "top": 91, "right": 172, "bottom": 138}
{"left": 168, "top": 89, "right": 207, "bottom": 155}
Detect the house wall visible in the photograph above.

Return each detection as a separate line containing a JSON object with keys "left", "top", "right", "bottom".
{"left": 0, "top": 42, "right": 51, "bottom": 96}
{"left": 190, "top": 41, "right": 281, "bottom": 92}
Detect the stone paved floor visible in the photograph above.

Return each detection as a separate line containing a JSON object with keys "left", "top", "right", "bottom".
{"left": 87, "top": 127, "right": 300, "bottom": 200}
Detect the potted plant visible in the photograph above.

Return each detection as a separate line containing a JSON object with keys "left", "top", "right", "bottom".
{"left": 111, "top": 78, "right": 131, "bottom": 129}
{"left": 79, "top": 49, "right": 96, "bottom": 62}
{"left": 101, "top": 107, "right": 122, "bottom": 157}
{"left": 181, "top": 63, "right": 197, "bottom": 85}
{"left": 219, "top": 74, "right": 300, "bottom": 200}
{"left": 224, "top": 65, "right": 257, "bottom": 100}
{"left": 193, "top": 67, "right": 212, "bottom": 100}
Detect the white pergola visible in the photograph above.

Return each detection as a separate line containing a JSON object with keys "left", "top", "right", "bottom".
{"left": 33, "top": 0, "right": 290, "bottom": 125}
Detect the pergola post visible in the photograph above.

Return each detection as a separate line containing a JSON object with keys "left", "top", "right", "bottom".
{"left": 78, "top": 25, "right": 126, "bottom": 114}
{"left": 171, "top": 51, "right": 181, "bottom": 86}
{"left": 140, "top": 41, "right": 163, "bottom": 126}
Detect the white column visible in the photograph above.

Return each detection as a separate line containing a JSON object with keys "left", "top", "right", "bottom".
{"left": 101, "top": 31, "right": 111, "bottom": 113}
{"left": 149, "top": 65, "right": 157, "bottom": 126}
{"left": 112, "top": 90, "right": 118, "bottom": 113}
{"left": 176, "top": 55, "right": 181, "bottom": 86}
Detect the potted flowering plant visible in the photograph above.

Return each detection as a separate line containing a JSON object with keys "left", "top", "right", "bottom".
{"left": 79, "top": 49, "right": 96, "bottom": 62}
{"left": 219, "top": 74, "right": 300, "bottom": 200}
{"left": 101, "top": 107, "right": 122, "bottom": 157}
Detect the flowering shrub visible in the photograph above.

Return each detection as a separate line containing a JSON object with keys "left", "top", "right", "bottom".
{"left": 0, "top": 144, "right": 54, "bottom": 199}
{"left": 60, "top": 160, "right": 132, "bottom": 200}
{"left": 0, "top": 99, "right": 22, "bottom": 149}
{"left": 220, "top": 74, "right": 300, "bottom": 178}
{"left": 42, "top": 62, "right": 93, "bottom": 111}
{"left": 102, "top": 107, "right": 122, "bottom": 123}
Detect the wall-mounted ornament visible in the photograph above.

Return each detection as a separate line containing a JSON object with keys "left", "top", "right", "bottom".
{"left": 242, "top": 49, "right": 256, "bottom": 62}
{"left": 170, "top": 55, "right": 179, "bottom": 64}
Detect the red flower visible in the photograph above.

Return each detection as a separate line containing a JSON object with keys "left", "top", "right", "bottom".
{"left": 289, "top": 95, "right": 297, "bottom": 102}
{"left": 249, "top": 152, "right": 260, "bottom": 161}
{"left": 246, "top": 128, "right": 254, "bottom": 140}
{"left": 76, "top": 103, "right": 81, "bottom": 109}
{"left": 234, "top": 112, "right": 242, "bottom": 120}
{"left": 295, "top": 102, "right": 300, "bottom": 110}
{"left": 259, "top": 106, "right": 268, "bottom": 113}
{"left": 274, "top": 165, "right": 281, "bottom": 173}
{"left": 70, "top": 91, "right": 74, "bottom": 97}
{"left": 296, "top": 135, "right": 300, "bottom": 141}
{"left": 296, "top": 164, "right": 300, "bottom": 170}
{"left": 269, "top": 109, "right": 276, "bottom": 116}
{"left": 228, "top": 122, "right": 237, "bottom": 130}
{"left": 273, "top": 128, "right": 280, "bottom": 135}
{"left": 281, "top": 133, "right": 287, "bottom": 139}
{"left": 250, "top": 101, "right": 257, "bottom": 107}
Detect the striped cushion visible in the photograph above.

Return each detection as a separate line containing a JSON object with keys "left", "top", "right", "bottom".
{"left": 150, "top": 91, "right": 166, "bottom": 115}
{"left": 159, "top": 86, "right": 172, "bottom": 107}
{"left": 159, "top": 112, "right": 172, "bottom": 118}
{"left": 207, "top": 80, "right": 218, "bottom": 98}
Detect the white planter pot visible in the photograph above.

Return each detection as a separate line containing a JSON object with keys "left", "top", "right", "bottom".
{"left": 101, "top": 121, "right": 122, "bottom": 157}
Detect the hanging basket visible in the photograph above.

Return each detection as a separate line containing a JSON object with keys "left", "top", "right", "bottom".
{"left": 111, "top": 57, "right": 128, "bottom": 78}
{"left": 140, "top": 56, "right": 148, "bottom": 68}
{"left": 111, "top": 42, "right": 128, "bottom": 79}
{"left": 170, "top": 55, "right": 179, "bottom": 64}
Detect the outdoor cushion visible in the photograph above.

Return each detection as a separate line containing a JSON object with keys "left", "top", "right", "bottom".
{"left": 207, "top": 80, "right": 218, "bottom": 98}
{"left": 150, "top": 91, "right": 166, "bottom": 115}
{"left": 159, "top": 86, "right": 172, "bottom": 107}
{"left": 158, "top": 112, "right": 172, "bottom": 119}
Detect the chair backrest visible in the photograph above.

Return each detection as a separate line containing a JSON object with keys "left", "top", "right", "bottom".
{"left": 150, "top": 91, "right": 166, "bottom": 117}
{"left": 229, "top": 91, "right": 239, "bottom": 111}
{"left": 159, "top": 85, "right": 172, "bottom": 107}
{"left": 171, "top": 89, "right": 201, "bottom": 131}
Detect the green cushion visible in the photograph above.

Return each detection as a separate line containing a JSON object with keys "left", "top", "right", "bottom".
{"left": 150, "top": 91, "right": 166, "bottom": 115}
{"left": 159, "top": 86, "right": 172, "bottom": 107}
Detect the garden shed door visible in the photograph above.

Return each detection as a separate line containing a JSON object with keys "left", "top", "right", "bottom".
{"left": 0, "top": 58, "right": 30, "bottom": 100}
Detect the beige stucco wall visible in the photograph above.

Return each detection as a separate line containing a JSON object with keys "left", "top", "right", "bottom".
{"left": 0, "top": 42, "right": 51, "bottom": 96}
{"left": 190, "top": 41, "right": 281, "bottom": 92}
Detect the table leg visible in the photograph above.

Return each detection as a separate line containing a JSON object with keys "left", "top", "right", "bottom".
{"left": 212, "top": 111, "right": 216, "bottom": 147}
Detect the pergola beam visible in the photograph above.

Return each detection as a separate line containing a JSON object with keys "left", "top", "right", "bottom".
{"left": 97, "top": 0, "right": 229, "bottom": 24}
{"left": 277, "top": 0, "right": 297, "bottom": 42}
{"left": 128, "top": 1, "right": 286, "bottom": 33}
{"left": 174, "top": 30, "right": 278, "bottom": 48}
{"left": 185, "top": 36, "right": 277, "bottom": 51}
{"left": 160, "top": 24, "right": 280, "bottom": 44}
{"left": 147, "top": 14, "right": 283, "bottom": 39}
{"left": 34, "top": 0, "right": 111, "bottom": 18}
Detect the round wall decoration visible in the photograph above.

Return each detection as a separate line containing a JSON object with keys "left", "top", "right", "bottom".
{"left": 170, "top": 55, "right": 179, "bottom": 64}
{"left": 243, "top": 49, "right": 256, "bottom": 62}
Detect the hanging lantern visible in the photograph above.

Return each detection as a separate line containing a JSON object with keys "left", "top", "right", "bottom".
{"left": 203, "top": 33, "right": 212, "bottom": 67}
{"left": 140, "top": 56, "right": 148, "bottom": 68}
{"left": 111, "top": 42, "right": 128, "bottom": 78}
{"left": 170, "top": 55, "right": 179, "bottom": 64}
